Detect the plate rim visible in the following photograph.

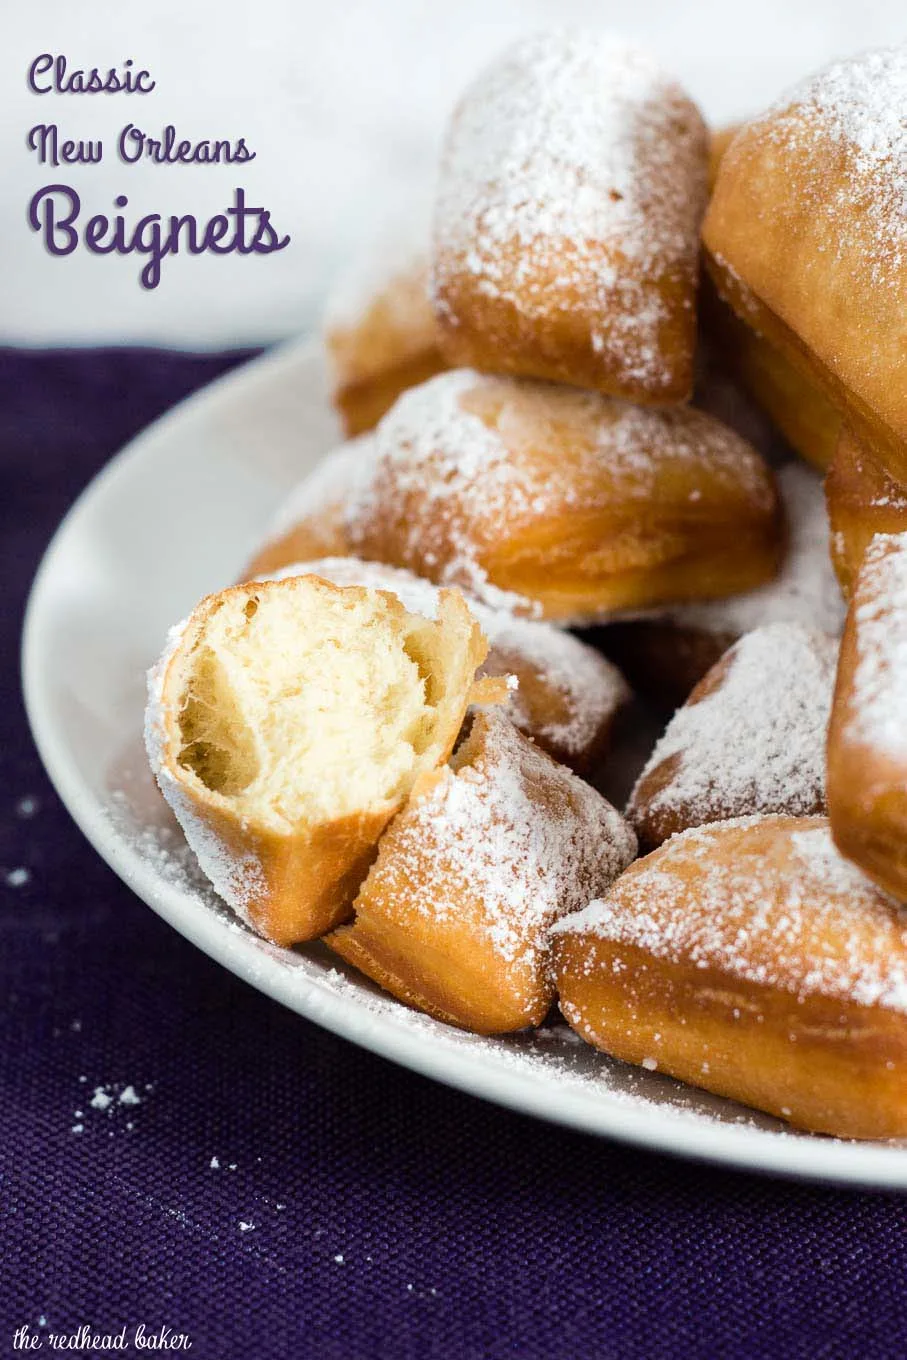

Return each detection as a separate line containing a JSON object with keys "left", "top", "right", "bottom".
{"left": 21, "top": 335, "right": 907, "bottom": 1191}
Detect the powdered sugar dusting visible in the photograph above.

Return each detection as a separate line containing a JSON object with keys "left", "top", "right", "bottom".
{"left": 263, "top": 556, "right": 629, "bottom": 760}
{"left": 432, "top": 29, "right": 706, "bottom": 390}
{"left": 628, "top": 623, "right": 836, "bottom": 834}
{"left": 847, "top": 531, "right": 907, "bottom": 759}
{"left": 347, "top": 367, "right": 775, "bottom": 618}
{"left": 665, "top": 463, "right": 845, "bottom": 637}
{"left": 758, "top": 46, "right": 907, "bottom": 285}
{"left": 346, "top": 369, "right": 539, "bottom": 613}
{"left": 557, "top": 818, "right": 907, "bottom": 1014}
{"left": 368, "top": 709, "right": 635, "bottom": 987}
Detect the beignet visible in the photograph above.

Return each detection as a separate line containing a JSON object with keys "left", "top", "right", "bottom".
{"left": 707, "top": 125, "right": 740, "bottom": 192}
{"left": 703, "top": 47, "right": 907, "bottom": 482}
{"left": 327, "top": 709, "right": 636, "bottom": 1033}
{"left": 699, "top": 278, "right": 840, "bottom": 471}
{"left": 825, "top": 428, "right": 907, "bottom": 597}
{"left": 599, "top": 462, "right": 844, "bottom": 706}
{"left": 325, "top": 244, "right": 446, "bottom": 435}
{"left": 432, "top": 31, "right": 708, "bottom": 402}
{"left": 145, "top": 575, "right": 488, "bottom": 945}
{"left": 345, "top": 369, "right": 782, "bottom": 622}
{"left": 260, "top": 557, "right": 629, "bottom": 773}
{"left": 247, "top": 436, "right": 370, "bottom": 577}
{"left": 828, "top": 531, "right": 907, "bottom": 903}
{"left": 554, "top": 816, "right": 907, "bottom": 1139}
{"left": 627, "top": 622, "right": 836, "bottom": 850}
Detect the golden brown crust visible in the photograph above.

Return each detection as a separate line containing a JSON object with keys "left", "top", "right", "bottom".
{"left": 707, "top": 124, "right": 740, "bottom": 193}
{"left": 699, "top": 275, "right": 840, "bottom": 471}
{"left": 335, "top": 349, "right": 448, "bottom": 437}
{"left": 825, "top": 429, "right": 907, "bottom": 597}
{"left": 827, "top": 533, "right": 907, "bottom": 903}
{"left": 348, "top": 371, "right": 782, "bottom": 623}
{"left": 246, "top": 516, "right": 351, "bottom": 579}
{"left": 327, "top": 710, "right": 636, "bottom": 1034}
{"left": 702, "top": 55, "right": 907, "bottom": 482}
{"left": 242, "top": 437, "right": 371, "bottom": 581}
{"left": 554, "top": 816, "right": 907, "bottom": 1138}
{"left": 432, "top": 33, "right": 708, "bottom": 403}
{"left": 325, "top": 253, "right": 447, "bottom": 436}
{"left": 558, "top": 936, "right": 907, "bottom": 1139}
{"left": 146, "top": 577, "right": 488, "bottom": 946}
{"left": 594, "top": 460, "right": 843, "bottom": 708}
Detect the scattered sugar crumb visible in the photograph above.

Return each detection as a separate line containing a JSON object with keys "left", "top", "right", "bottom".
{"left": 642, "top": 1057, "right": 658, "bottom": 1071}
{"left": 6, "top": 867, "right": 30, "bottom": 887}
{"left": 210, "top": 1156, "right": 220, "bottom": 1169}
{"left": 119, "top": 1085, "right": 141, "bottom": 1106}
{"left": 71, "top": 1124, "right": 84, "bottom": 1134}
{"left": 90, "top": 1088, "right": 112, "bottom": 1111}
{"left": 238, "top": 1221, "right": 255, "bottom": 1233}
{"left": 334, "top": 1254, "right": 345, "bottom": 1264}
{"left": 16, "top": 796, "right": 39, "bottom": 818}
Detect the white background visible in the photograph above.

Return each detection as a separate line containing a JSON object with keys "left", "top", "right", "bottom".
{"left": 2, "top": 0, "right": 905, "bottom": 347}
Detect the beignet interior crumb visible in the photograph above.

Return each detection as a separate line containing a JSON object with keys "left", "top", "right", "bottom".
{"left": 173, "top": 578, "right": 471, "bottom": 825}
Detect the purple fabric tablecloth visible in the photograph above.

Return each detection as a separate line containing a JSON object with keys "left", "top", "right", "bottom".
{"left": 3, "top": 347, "right": 907, "bottom": 1360}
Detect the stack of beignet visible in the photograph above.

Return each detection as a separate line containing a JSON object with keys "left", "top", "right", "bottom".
{"left": 145, "top": 33, "right": 907, "bottom": 1142}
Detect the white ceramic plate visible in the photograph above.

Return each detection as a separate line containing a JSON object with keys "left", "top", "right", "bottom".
{"left": 23, "top": 338, "right": 907, "bottom": 1189}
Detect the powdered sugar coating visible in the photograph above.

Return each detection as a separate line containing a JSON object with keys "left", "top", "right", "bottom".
{"left": 372, "top": 709, "right": 636, "bottom": 979}
{"left": 433, "top": 29, "right": 707, "bottom": 391}
{"left": 263, "top": 556, "right": 629, "bottom": 761}
{"left": 846, "top": 532, "right": 907, "bottom": 759}
{"left": 347, "top": 367, "right": 776, "bottom": 618}
{"left": 756, "top": 46, "right": 907, "bottom": 285}
{"left": 628, "top": 623, "right": 836, "bottom": 836}
{"left": 664, "top": 463, "right": 845, "bottom": 638}
{"left": 555, "top": 818, "right": 907, "bottom": 1014}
